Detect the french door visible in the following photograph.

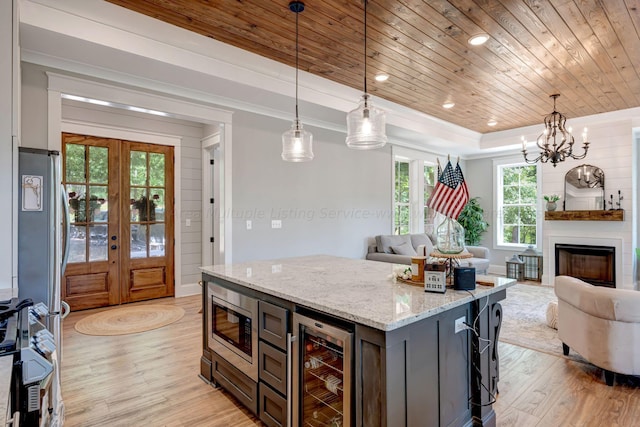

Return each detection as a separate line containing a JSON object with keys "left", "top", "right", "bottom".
{"left": 62, "top": 133, "right": 175, "bottom": 311}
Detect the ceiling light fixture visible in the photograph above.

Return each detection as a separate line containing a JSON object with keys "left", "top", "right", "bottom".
{"left": 282, "top": 1, "right": 313, "bottom": 162}
{"left": 345, "top": 0, "right": 387, "bottom": 150}
{"left": 487, "top": 119, "right": 497, "bottom": 127}
{"left": 442, "top": 102, "right": 455, "bottom": 109}
{"left": 522, "top": 94, "right": 589, "bottom": 167}
{"left": 375, "top": 73, "right": 389, "bottom": 82}
{"left": 468, "top": 34, "right": 489, "bottom": 46}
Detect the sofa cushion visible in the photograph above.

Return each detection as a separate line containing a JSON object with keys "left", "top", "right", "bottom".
{"left": 377, "top": 234, "right": 412, "bottom": 254}
{"left": 390, "top": 242, "right": 417, "bottom": 256}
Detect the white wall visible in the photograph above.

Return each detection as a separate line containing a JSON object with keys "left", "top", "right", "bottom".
{"left": 467, "top": 119, "right": 638, "bottom": 289}
{"left": 231, "top": 110, "right": 392, "bottom": 262}
{"left": 541, "top": 120, "right": 635, "bottom": 289}
{"left": 20, "top": 63, "right": 397, "bottom": 295}
{"left": 21, "top": 62, "right": 206, "bottom": 293}
{"left": 1, "top": 0, "right": 19, "bottom": 289}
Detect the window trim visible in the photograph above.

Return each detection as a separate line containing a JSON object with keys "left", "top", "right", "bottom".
{"left": 493, "top": 157, "right": 542, "bottom": 251}
{"left": 392, "top": 147, "right": 440, "bottom": 235}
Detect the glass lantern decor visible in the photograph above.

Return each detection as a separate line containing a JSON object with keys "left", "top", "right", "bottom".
{"left": 506, "top": 254, "right": 525, "bottom": 281}
{"left": 436, "top": 217, "right": 465, "bottom": 254}
{"left": 520, "top": 245, "right": 543, "bottom": 282}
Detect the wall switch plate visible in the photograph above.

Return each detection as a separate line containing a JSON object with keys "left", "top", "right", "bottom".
{"left": 455, "top": 317, "right": 466, "bottom": 334}
{"left": 246, "top": 220, "right": 252, "bottom": 230}
{"left": 185, "top": 218, "right": 191, "bottom": 227}
{"left": 271, "top": 219, "right": 282, "bottom": 229}
{"left": 246, "top": 267, "right": 252, "bottom": 277}
{"left": 271, "top": 264, "right": 282, "bottom": 273}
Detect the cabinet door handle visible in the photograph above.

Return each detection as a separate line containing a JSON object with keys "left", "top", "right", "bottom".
{"left": 287, "top": 333, "right": 295, "bottom": 427}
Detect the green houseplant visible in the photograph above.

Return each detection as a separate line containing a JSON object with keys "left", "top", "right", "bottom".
{"left": 457, "top": 197, "right": 489, "bottom": 246}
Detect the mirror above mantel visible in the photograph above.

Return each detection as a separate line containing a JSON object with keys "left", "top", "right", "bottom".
{"left": 564, "top": 164, "right": 605, "bottom": 211}
{"left": 546, "top": 164, "right": 622, "bottom": 221}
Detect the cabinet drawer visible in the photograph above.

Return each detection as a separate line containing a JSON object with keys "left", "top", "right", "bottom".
{"left": 259, "top": 342, "right": 287, "bottom": 396}
{"left": 212, "top": 352, "right": 258, "bottom": 415}
{"left": 259, "top": 301, "right": 289, "bottom": 350}
{"left": 259, "top": 382, "right": 288, "bottom": 427}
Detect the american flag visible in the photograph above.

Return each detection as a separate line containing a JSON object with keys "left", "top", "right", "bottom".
{"left": 427, "top": 160, "right": 469, "bottom": 219}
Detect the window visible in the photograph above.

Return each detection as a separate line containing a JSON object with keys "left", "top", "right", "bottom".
{"left": 394, "top": 160, "right": 410, "bottom": 234}
{"left": 393, "top": 154, "right": 438, "bottom": 235}
{"left": 496, "top": 162, "right": 539, "bottom": 247}
{"left": 423, "top": 164, "right": 436, "bottom": 235}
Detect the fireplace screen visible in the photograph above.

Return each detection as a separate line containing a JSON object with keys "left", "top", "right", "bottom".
{"left": 555, "top": 244, "right": 615, "bottom": 288}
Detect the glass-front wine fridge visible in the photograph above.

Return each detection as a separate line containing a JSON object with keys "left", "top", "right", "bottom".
{"left": 292, "top": 312, "right": 353, "bottom": 427}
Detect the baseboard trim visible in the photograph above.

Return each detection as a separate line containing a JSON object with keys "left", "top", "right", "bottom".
{"left": 176, "top": 282, "right": 201, "bottom": 298}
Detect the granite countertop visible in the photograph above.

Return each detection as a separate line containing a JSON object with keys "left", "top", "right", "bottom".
{"left": 0, "top": 287, "right": 18, "bottom": 425}
{"left": 201, "top": 255, "right": 516, "bottom": 331}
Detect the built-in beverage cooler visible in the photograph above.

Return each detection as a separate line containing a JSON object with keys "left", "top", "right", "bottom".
{"left": 292, "top": 312, "right": 353, "bottom": 427}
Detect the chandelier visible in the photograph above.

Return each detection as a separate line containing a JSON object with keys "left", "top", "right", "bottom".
{"left": 521, "top": 94, "right": 589, "bottom": 167}
{"left": 345, "top": 0, "right": 387, "bottom": 150}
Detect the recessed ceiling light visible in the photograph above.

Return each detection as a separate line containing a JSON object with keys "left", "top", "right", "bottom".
{"left": 487, "top": 119, "right": 497, "bottom": 126}
{"left": 442, "top": 102, "right": 455, "bottom": 109}
{"left": 468, "top": 33, "right": 490, "bottom": 46}
{"left": 375, "top": 73, "right": 389, "bottom": 82}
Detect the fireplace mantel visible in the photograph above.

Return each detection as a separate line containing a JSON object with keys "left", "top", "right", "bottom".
{"left": 545, "top": 210, "right": 624, "bottom": 221}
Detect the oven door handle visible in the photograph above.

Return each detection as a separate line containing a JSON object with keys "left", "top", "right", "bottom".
{"left": 287, "top": 332, "right": 296, "bottom": 427}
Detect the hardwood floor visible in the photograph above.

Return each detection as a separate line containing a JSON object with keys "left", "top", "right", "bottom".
{"left": 61, "top": 295, "right": 640, "bottom": 427}
{"left": 61, "top": 295, "right": 261, "bottom": 427}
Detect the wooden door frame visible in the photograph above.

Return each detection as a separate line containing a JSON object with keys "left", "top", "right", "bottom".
{"left": 46, "top": 73, "right": 235, "bottom": 296}
{"left": 60, "top": 121, "right": 185, "bottom": 292}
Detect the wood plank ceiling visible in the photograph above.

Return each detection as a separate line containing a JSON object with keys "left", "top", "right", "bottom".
{"left": 106, "top": 0, "right": 640, "bottom": 134}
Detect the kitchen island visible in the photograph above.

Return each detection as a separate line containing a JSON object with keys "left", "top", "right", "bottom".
{"left": 200, "top": 255, "right": 515, "bottom": 427}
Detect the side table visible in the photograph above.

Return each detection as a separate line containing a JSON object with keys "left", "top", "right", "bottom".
{"left": 430, "top": 250, "right": 473, "bottom": 285}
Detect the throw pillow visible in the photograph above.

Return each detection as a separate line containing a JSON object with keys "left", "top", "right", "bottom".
{"left": 379, "top": 234, "right": 412, "bottom": 254}
{"left": 390, "top": 242, "right": 417, "bottom": 256}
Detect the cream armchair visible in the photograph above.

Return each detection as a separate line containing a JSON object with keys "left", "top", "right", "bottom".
{"left": 554, "top": 276, "right": 640, "bottom": 386}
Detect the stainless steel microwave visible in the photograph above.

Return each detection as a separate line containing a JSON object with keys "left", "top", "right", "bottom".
{"left": 207, "top": 282, "right": 259, "bottom": 382}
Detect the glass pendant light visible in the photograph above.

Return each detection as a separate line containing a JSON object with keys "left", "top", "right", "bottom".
{"left": 282, "top": 1, "right": 313, "bottom": 162}
{"left": 345, "top": 0, "right": 387, "bottom": 150}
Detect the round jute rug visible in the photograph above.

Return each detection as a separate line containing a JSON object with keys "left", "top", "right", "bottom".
{"left": 74, "top": 304, "right": 185, "bottom": 336}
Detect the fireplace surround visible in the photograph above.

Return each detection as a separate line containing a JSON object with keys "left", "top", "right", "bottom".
{"left": 555, "top": 244, "right": 615, "bottom": 288}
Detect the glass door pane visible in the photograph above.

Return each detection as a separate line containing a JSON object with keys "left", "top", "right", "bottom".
{"left": 129, "top": 150, "right": 167, "bottom": 259}
{"left": 301, "top": 325, "right": 345, "bottom": 426}
{"left": 65, "top": 144, "right": 111, "bottom": 263}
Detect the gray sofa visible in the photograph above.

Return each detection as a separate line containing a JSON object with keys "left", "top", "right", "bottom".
{"left": 366, "top": 233, "right": 491, "bottom": 274}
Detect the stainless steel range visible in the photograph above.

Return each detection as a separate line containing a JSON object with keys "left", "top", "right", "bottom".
{"left": 0, "top": 297, "right": 59, "bottom": 426}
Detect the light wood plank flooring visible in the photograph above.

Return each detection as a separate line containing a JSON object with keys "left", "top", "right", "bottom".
{"left": 61, "top": 295, "right": 640, "bottom": 426}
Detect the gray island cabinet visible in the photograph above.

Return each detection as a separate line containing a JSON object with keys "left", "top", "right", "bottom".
{"left": 200, "top": 255, "right": 515, "bottom": 427}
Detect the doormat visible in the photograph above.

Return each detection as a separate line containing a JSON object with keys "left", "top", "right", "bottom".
{"left": 74, "top": 304, "right": 185, "bottom": 336}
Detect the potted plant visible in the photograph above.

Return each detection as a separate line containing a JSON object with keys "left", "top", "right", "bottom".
{"left": 543, "top": 194, "right": 561, "bottom": 211}
{"left": 457, "top": 197, "right": 489, "bottom": 246}
{"left": 131, "top": 195, "right": 158, "bottom": 221}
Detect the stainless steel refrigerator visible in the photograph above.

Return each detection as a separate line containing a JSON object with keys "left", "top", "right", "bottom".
{"left": 18, "top": 147, "right": 70, "bottom": 427}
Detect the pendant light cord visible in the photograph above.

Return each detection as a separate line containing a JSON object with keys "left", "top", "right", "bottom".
{"left": 295, "top": 8, "right": 299, "bottom": 121}
{"left": 364, "top": 0, "right": 367, "bottom": 95}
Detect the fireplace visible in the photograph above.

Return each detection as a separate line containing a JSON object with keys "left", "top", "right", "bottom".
{"left": 555, "top": 244, "right": 615, "bottom": 288}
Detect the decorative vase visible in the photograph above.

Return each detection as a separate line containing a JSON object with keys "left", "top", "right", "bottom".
{"left": 546, "top": 201, "right": 557, "bottom": 211}
{"left": 436, "top": 217, "right": 465, "bottom": 254}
